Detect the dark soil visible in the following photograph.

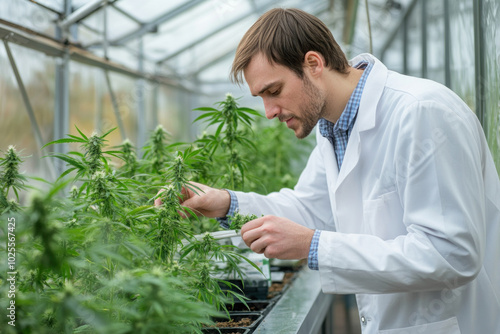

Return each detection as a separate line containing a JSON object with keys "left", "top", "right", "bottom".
{"left": 215, "top": 317, "right": 253, "bottom": 327}
{"left": 267, "top": 272, "right": 294, "bottom": 298}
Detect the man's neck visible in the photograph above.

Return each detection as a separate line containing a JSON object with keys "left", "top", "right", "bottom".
{"left": 323, "top": 67, "right": 365, "bottom": 124}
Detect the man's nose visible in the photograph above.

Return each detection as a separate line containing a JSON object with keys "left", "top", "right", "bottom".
{"left": 263, "top": 99, "right": 279, "bottom": 119}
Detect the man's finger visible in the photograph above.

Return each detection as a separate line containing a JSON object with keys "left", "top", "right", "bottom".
{"left": 240, "top": 216, "right": 266, "bottom": 235}
{"left": 154, "top": 188, "right": 165, "bottom": 207}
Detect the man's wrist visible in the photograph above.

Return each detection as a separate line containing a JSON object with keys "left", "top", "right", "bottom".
{"left": 217, "top": 189, "right": 231, "bottom": 218}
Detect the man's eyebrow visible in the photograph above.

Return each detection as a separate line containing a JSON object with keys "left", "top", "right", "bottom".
{"left": 252, "top": 81, "right": 279, "bottom": 97}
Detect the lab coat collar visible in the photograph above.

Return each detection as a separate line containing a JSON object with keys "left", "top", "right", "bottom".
{"left": 334, "top": 54, "right": 388, "bottom": 190}
{"left": 348, "top": 53, "right": 388, "bottom": 134}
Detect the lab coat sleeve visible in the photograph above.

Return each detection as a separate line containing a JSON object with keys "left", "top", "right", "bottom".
{"left": 318, "top": 100, "right": 486, "bottom": 294}
{"left": 234, "top": 144, "right": 334, "bottom": 231}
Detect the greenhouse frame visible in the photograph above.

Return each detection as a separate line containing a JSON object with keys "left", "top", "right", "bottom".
{"left": 1, "top": 0, "right": 499, "bottom": 333}
{"left": 2, "top": 0, "right": 497, "bottom": 179}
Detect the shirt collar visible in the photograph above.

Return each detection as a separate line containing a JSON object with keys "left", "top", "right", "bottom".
{"left": 319, "top": 61, "right": 373, "bottom": 138}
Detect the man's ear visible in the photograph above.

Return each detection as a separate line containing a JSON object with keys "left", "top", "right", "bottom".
{"left": 303, "top": 51, "right": 325, "bottom": 77}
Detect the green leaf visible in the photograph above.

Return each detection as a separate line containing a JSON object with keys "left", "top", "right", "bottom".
{"left": 48, "top": 154, "right": 86, "bottom": 170}
{"left": 193, "top": 107, "right": 219, "bottom": 112}
{"left": 126, "top": 205, "right": 154, "bottom": 217}
{"left": 42, "top": 138, "right": 85, "bottom": 149}
{"left": 101, "top": 127, "right": 118, "bottom": 139}
{"left": 214, "top": 123, "right": 224, "bottom": 138}
{"left": 58, "top": 167, "right": 77, "bottom": 180}
{"left": 193, "top": 112, "right": 217, "bottom": 123}
{"left": 75, "top": 125, "right": 89, "bottom": 140}
{"left": 238, "top": 107, "right": 262, "bottom": 116}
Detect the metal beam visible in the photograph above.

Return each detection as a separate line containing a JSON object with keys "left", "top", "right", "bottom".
{"left": 342, "top": 0, "right": 360, "bottom": 51}
{"left": 103, "top": 0, "right": 108, "bottom": 58}
{"left": 3, "top": 39, "right": 56, "bottom": 180}
{"left": 3, "top": 40, "right": 45, "bottom": 152}
{"left": 0, "top": 21, "right": 191, "bottom": 90}
{"left": 421, "top": 0, "right": 427, "bottom": 78}
{"left": 60, "top": 0, "right": 105, "bottom": 30}
{"left": 473, "top": 0, "right": 486, "bottom": 130}
{"left": 51, "top": 0, "right": 71, "bottom": 177}
{"left": 443, "top": 0, "right": 451, "bottom": 88}
{"left": 402, "top": 13, "right": 408, "bottom": 74}
{"left": 379, "top": 0, "right": 420, "bottom": 60}
{"left": 111, "top": 0, "right": 206, "bottom": 46}
{"left": 26, "top": 0, "right": 62, "bottom": 15}
{"left": 136, "top": 37, "right": 146, "bottom": 155}
{"left": 110, "top": 2, "right": 142, "bottom": 24}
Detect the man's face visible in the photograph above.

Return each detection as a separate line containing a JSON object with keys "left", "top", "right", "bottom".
{"left": 244, "top": 53, "right": 326, "bottom": 139}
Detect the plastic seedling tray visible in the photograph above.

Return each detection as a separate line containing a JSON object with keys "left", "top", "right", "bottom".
{"left": 221, "top": 278, "right": 269, "bottom": 300}
{"left": 227, "top": 300, "right": 274, "bottom": 315}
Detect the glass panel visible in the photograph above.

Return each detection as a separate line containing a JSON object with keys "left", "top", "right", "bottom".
{"left": 33, "top": 0, "right": 63, "bottom": 13}
{"left": 141, "top": 0, "right": 251, "bottom": 63}
{"left": 198, "top": 57, "right": 233, "bottom": 82}
{"left": 0, "top": 0, "right": 58, "bottom": 37}
{"left": 483, "top": 0, "right": 500, "bottom": 172}
{"left": 115, "top": 0, "right": 187, "bottom": 22}
{"left": 77, "top": 21, "right": 103, "bottom": 46}
{"left": 66, "top": 64, "right": 137, "bottom": 157}
{"left": 101, "top": 72, "right": 138, "bottom": 146}
{"left": 382, "top": 29, "right": 404, "bottom": 73}
{"left": 449, "top": 0, "right": 475, "bottom": 110}
{"left": 106, "top": 5, "right": 141, "bottom": 40}
{"left": 0, "top": 44, "right": 55, "bottom": 183}
{"left": 106, "top": 45, "right": 140, "bottom": 70}
{"left": 77, "top": 5, "right": 140, "bottom": 43}
{"left": 426, "top": 0, "right": 445, "bottom": 84}
{"left": 72, "top": 0, "right": 96, "bottom": 10}
{"left": 174, "top": 16, "right": 256, "bottom": 76}
{"left": 68, "top": 62, "right": 98, "bottom": 151}
{"left": 157, "top": 86, "right": 190, "bottom": 142}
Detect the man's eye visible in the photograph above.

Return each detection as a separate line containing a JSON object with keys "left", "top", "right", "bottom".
{"left": 270, "top": 90, "right": 280, "bottom": 96}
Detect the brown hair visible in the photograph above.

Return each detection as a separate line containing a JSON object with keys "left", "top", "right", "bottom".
{"left": 231, "top": 8, "right": 349, "bottom": 84}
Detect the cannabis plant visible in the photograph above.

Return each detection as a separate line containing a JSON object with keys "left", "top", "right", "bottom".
{"left": 115, "top": 139, "right": 138, "bottom": 178}
{"left": 0, "top": 146, "right": 27, "bottom": 210}
{"left": 0, "top": 92, "right": 314, "bottom": 333}
{"left": 229, "top": 211, "right": 259, "bottom": 231}
{"left": 142, "top": 124, "right": 172, "bottom": 175}
{"left": 193, "top": 93, "right": 261, "bottom": 190}
{"left": 42, "top": 126, "right": 121, "bottom": 180}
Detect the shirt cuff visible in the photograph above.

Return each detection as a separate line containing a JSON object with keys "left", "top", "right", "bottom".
{"left": 308, "top": 230, "right": 321, "bottom": 270}
{"left": 215, "top": 189, "right": 239, "bottom": 229}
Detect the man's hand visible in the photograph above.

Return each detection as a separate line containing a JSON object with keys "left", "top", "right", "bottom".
{"left": 154, "top": 181, "right": 231, "bottom": 218}
{"left": 240, "top": 215, "right": 315, "bottom": 260}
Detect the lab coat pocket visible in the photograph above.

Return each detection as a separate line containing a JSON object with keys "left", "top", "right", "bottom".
{"left": 363, "top": 190, "right": 406, "bottom": 240}
{"left": 378, "top": 317, "right": 461, "bottom": 334}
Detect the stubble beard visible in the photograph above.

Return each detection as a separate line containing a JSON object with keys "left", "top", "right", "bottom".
{"left": 294, "top": 75, "right": 326, "bottom": 139}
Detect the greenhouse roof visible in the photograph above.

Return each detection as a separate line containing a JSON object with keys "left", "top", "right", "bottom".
{"left": 0, "top": 0, "right": 413, "bottom": 94}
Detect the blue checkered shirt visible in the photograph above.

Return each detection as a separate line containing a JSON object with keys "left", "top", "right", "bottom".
{"left": 216, "top": 190, "right": 239, "bottom": 229}
{"left": 218, "top": 61, "right": 373, "bottom": 271}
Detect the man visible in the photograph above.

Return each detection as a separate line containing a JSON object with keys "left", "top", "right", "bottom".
{"left": 167, "top": 8, "right": 500, "bottom": 333}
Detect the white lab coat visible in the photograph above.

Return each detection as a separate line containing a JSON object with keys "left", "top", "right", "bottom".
{"left": 234, "top": 54, "right": 500, "bottom": 333}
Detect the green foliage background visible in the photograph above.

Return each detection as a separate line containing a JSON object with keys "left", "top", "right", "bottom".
{"left": 0, "top": 94, "right": 313, "bottom": 333}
